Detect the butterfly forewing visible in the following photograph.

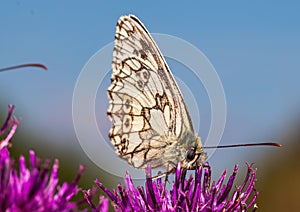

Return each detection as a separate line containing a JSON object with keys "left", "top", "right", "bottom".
{"left": 107, "top": 15, "right": 198, "bottom": 169}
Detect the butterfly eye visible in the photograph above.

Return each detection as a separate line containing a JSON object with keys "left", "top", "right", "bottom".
{"left": 186, "top": 149, "right": 196, "bottom": 161}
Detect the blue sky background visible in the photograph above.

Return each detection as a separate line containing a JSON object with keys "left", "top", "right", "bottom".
{"left": 1, "top": 1, "right": 299, "bottom": 178}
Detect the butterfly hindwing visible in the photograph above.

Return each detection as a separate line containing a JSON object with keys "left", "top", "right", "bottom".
{"left": 108, "top": 15, "right": 196, "bottom": 169}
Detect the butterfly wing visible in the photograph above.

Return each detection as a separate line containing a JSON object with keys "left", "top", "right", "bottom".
{"left": 108, "top": 15, "right": 196, "bottom": 169}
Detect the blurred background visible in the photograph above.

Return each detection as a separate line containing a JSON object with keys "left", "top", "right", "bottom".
{"left": 1, "top": 1, "right": 299, "bottom": 210}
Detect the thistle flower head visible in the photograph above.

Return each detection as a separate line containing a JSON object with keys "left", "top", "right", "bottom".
{"left": 0, "top": 105, "right": 86, "bottom": 211}
{"left": 87, "top": 162, "right": 258, "bottom": 211}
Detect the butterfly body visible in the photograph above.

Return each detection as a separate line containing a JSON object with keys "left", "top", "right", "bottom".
{"left": 164, "top": 132, "right": 207, "bottom": 170}
{"left": 108, "top": 15, "right": 207, "bottom": 172}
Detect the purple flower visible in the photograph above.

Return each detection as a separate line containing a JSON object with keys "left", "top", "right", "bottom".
{"left": 88, "top": 162, "right": 258, "bottom": 212}
{"left": 0, "top": 105, "right": 87, "bottom": 211}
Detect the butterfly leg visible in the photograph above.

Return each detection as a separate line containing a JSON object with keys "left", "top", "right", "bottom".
{"left": 162, "top": 164, "right": 170, "bottom": 196}
{"left": 162, "top": 164, "right": 177, "bottom": 197}
{"left": 180, "top": 168, "right": 187, "bottom": 190}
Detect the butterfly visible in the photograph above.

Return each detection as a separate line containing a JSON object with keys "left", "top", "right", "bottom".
{"left": 107, "top": 15, "right": 206, "bottom": 173}
{"left": 107, "top": 15, "right": 280, "bottom": 173}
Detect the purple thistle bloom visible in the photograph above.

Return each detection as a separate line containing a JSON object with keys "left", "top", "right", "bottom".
{"left": 0, "top": 105, "right": 87, "bottom": 211}
{"left": 88, "top": 162, "right": 258, "bottom": 212}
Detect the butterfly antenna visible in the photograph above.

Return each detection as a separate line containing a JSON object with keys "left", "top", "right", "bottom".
{"left": 204, "top": 142, "right": 281, "bottom": 149}
{"left": 0, "top": 63, "right": 47, "bottom": 72}
{"left": 152, "top": 172, "right": 167, "bottom": 180}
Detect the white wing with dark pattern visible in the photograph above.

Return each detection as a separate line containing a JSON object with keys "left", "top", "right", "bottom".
{"left": 107, "top": 15, "right": 198, "bottom": 169}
